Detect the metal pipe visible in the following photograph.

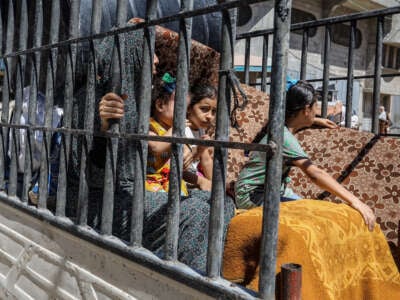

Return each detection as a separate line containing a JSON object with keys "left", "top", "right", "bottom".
{"left": 55, "top": 0, "right": 81, "bottom": 216}
{"left": 280, "top": 263, "right": 302, "bottom": 300}
{"left": 300, "top": 28, "right": 308, "bottom": 81}
{"left": 258, "top": 0, "right": 292, "bottom": 298}
{"left": 38, "top": 0, "right": 61, "bottom": 209}
{"left": 165, "top": 0, "right": 194, "bottom": 261}
{"left": 77, "top": 0, "right": 103, "bottom": 224}
{"left": 0, "top": 0, "right": 16, "bottom": 191}
{"left": 244, "top": 37, "right": 251, "bottom": 85}
{"left": 22, "top": 0, "right": 43, "bottom": 203}
{"left": 372, "top": 17, "right": 383, "bottom": 134}
{"left": 345, "top": 20, "right": 356, "bottom": 128}
{"left": 261, "top": 34, "right": 269, "bottom": 92}
{"left": 130, "top": 0, "right": 158, "bottom": 246}
{"left": 321, "top": 24, "right": 331, "bottom": 119}
{"left": 206, "top": 0, "right": 237, "bottom": 279}
{"left": 101, "top": 0, "right": 128, "bottom": 235}
{"left": 8, "top": 0, "right": 28, "bottom": 197}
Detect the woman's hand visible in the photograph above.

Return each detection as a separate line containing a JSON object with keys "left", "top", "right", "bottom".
{"left": 313, "top": 117, "right": 338, "bottom": 129}
{"left": 350, "top": 200, "right": 376, "bottom": 232}
{"left": 99, "top": 93, "right": 126, "bottom": 131}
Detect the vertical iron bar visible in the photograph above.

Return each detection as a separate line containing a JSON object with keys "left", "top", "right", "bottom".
{"left": 244, "top": 37, "right": 251, "bottom": 85}
{"left": 300, "top": 28, "right": 308, "bottom": 81}
{"left": 77, "top": 0, "right": 103, "bottom": 225}
{"left": 56, "top": 0, "right": 80, "bottom": 215}
{"left": 165, "top": 0, "right": 194, "bottom": 261}
{"left": 258, "top": 0, "right": 292, "bottom": 298}
{"left": 22, "top": 1, "right": 43, "bottom": 203}
{"left": 345, "top": 20, "right": 356, "bottom": 128}
{"left": 9, "top": 0, "right": 28, "bottom": 197}
{"left": 38, "top": 0, "right": 60, "bottom": 209}
{"left": 261, "top": 34, "right": 269, "bottom": 92}
{"left": 372, "top": 17, "right": 383, "bottom": 134}
{"left": 321, "top": 24, "right": 331, "bottom": 119}
{"left": 130, "top": 0, "right": 158, "bottom": 246}
{"left": 206, "top": 1, "right": 236, "bottom": 278}
{"left": 0, "top": 0, "right": 15, "bottom": 191}
{"left": 101, "top": 0, "right": 127, "bottom": 235}
{"left": 280, "top": 263, "right": 302, "bottom": 300}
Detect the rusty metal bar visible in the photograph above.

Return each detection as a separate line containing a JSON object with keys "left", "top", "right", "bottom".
{"left": 280, "top": 263, "right": 302, "bottom": 300}
{"left": 344, "top": 20, "right": 356, "bottom": 128}
{"left": 321, "top": 24, "right": 331, "bottom": 119}
{"left": 261, "top": 34, "right": 269, "bottom": 92}
{"left": 165, "top": 0, "right": 194, "bottom": 261}
{"left": 300, "top": 28, "right": 308, "bottom": 80}
{"left": 372, "top": 16, "right": 383, "bottom": 134}
{"left": 258, "top": 0, "right": 292, "bottom": 298}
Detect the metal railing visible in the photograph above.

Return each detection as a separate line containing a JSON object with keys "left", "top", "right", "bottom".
{"left": 0, "top": 0, "right": 290, "bottom": 299}
{"left": 237, "top": 5, "right": 400, "bottom": 135}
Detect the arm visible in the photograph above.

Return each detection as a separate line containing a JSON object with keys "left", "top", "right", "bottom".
{"left": 182, "top": 170, "right": 212, "bottom": 191}
{"left": 313, "top": 117, "right": 338, "bottom": 129}
{"left": 293, "top": 158, "right": 376, "bottom": 231}
{"left": 147, "top": 127, "right": 173, "bottom": 154}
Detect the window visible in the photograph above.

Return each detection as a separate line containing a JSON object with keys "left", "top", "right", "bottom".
{"left": 332, "top": 23, "right": 362, "bottom": 49}
{"left": 382, "top": 44, "right": 400, "bottom": 69}
{"left": 291, "top": 8, "right": 317, "bottom": 37}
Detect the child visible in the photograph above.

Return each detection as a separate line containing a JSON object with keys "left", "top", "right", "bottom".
{"left": 235, "top": 80, "right": 376, "bottom": 232}
{"left": 145, "top": 73, "right": 192, "bottom": 195}
{"left": 183, "top": 85, "right": 218, "bottom": 191}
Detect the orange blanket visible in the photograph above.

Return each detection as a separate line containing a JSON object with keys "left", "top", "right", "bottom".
{"left": 223, "top": 200, "right": 400, "bottom": 299}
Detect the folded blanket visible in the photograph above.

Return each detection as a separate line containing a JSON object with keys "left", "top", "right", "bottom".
{"left": 223, "top": 200, "right": 400, "bottom": 299}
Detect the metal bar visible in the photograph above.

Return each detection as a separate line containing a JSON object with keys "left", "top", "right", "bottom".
{"left": 0, "top": 123, "right": 274, "bottom": 153}
{"left": 244, "top": 37, "right": 251, "bottom": 85}
{"left": 38, "top": 0, "right": 60, "bottom": 209}
{"left": 0, "top": 0, "right": 15, "bottom": 191}
{"left": 165, "top": 0, "right": 194, "bottom": 261}
{"left": 372, "top": 17, "right": 383, "bottom": 134}
{"left": 321, "top": 24, "right": 331, "bottom": 118}
{"left": 130, "top": 0, "right": 158, "bottom": 246}
{"left": 77, "top": 0, "right": 103, "bottom": 225}
{"left": 258, "top": 0, "right": 292, "bottom": 298}
{"left": 0, "top": 0, "right": 267, "bottom": 60}
{"left": 207, "top": 1, "right": 236, "bottom": 279}
{"left": 237, "top": 5, "right": 400, "bottom": 39}
{"left": 21, "top": 1, "right": 43, "bottom": 203}
{"left": 345, "top": 20, "right": 356, "bottom": 128}
{"left": 261, "top": 34, "right": 269, "bottom": 92}
{"left": 101, "top": 0, "right": 127, "bottom": 235}
{"left": 300, "top": 28, "right": 308, "bottom": 80}
{"left": 280, "top": 263, "right": 302, "bottom": 300}
{"left": 8, "top": 0, "right": 29, "bottom": 197}
{"left": 56, "top": 0, "right": 80, "bottom": 216}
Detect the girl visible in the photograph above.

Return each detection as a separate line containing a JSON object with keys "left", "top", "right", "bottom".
{"left": 183, "top": 85, "right": 218, "bottom": 191}
{"left": 235, "top": 80, "right": 376, "bottom": 231}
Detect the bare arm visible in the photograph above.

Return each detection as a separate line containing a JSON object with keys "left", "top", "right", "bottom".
{"left": 313, "top": 117, "right": 338, "bottom": 129}
{"left": 147, "top": 127, "right": 173, "bottom": 154}
{"left": 293, "top": 158, "right": 376, "bottom": 231}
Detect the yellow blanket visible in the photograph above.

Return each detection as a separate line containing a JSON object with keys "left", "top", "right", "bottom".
{"left": 223, "top": 200, "right": 400, "bottom": 299}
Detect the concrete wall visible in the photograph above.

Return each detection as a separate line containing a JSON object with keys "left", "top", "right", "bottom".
{"left": 0, "top": 202, "right": 212, "bottom": 300}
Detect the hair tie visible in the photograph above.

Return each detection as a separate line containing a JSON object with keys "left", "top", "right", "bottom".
{"left": 161, "top": 72, "right": 176, "bottom": 94}
{"left": 286, "top": 76, "right": 298, "bottom": 91}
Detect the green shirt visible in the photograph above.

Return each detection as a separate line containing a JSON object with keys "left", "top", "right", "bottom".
{"left": 235, "top": 126, "right": 308, "bottom": 209}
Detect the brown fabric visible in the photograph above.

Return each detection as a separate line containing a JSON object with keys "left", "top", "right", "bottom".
{"left": 289, "top": 127, "right": 400, "bottom": 248}
{"left": 223, "top": 201, "right": 400, "bottom": 299}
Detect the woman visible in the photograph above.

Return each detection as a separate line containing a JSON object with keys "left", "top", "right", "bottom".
{"left": 235, "top": 80, "right": 376, "bottom": 231}
{"left": 85, "top": 26, "right": 234, "bottom": 273}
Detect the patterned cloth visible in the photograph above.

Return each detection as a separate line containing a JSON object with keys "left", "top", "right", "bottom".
{"left": 146, "top": 118, "right": 188, "bottom": 196}
{"left": 223, "top": 200, "right": 400, "bottom": 299}
{"left": 235, "top": 126, "right": 308, "bottom": 208}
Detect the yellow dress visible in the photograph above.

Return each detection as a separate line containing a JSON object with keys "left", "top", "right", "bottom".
{"left": 145, "top": 118, "right": 189, "bottom": 196}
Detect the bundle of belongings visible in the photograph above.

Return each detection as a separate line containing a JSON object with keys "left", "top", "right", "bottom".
{"left": 154, "top": 23, "right": 400, "bottom": 298}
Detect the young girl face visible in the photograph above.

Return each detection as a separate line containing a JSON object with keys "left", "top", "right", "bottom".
{"left": 187, "top": 97, "right": 217, "bottom": 130}
{"left": 156, "top": 93, "right": 191, "bottom": 128}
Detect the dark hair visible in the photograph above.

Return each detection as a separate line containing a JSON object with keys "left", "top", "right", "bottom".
{"left": 151, "top": 76, "right": 175, "bottom": 116}
{"left": 189, "top": 85, "right": 217, "bottom": 107}
{"left": 252, "top": 80, "right": 317, "bottom": 144}
{"left": 285, "top": 80, "right": 317, "bottom": 120}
